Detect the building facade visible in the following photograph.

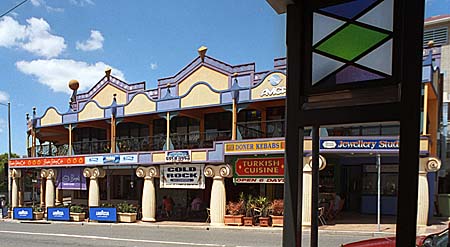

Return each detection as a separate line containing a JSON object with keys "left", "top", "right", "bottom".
{"left": 9, "top": 46, "right": 443, "bottom": 226}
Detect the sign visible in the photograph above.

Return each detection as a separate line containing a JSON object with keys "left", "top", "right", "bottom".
{"left": 320, "top": 139, "right": 399, "bottom": 151}
{"left": 160, "top": 164, "right": 205, "bottom": 189}
{"left": 234, "top": 157, "right": 284, "bottom": 184}
{"left": 225, "top": 140, "right": 285, "bottom": 154}
{"left": 89, "top": 207, "right": 117, "bottom": 222}
{"left": 10, "top": 157, "right": 85, "bottom": 168}
{"left": 85, "top": 154, "right": 138, "bottom": 165}
{"left": 13, "top": 207, "right": 33, "bottom": 220}
{"left": 47, "top": 207, "right": 70, "bottom": 221}
{"left": 165, "top": 151, "right": 191, "bottom": 163}
{"left": 57, "top": 168, "right": 86, "bottom": 190}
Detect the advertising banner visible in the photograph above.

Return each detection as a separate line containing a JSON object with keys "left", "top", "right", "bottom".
{"left": 233, "top": 157, "right": 284, "bottom": 184}
{"left": 320, "top": 139, "right": 399, "bottom": 151}
{"left": 89, "top": 207, "right": 117, "bottom": 222}
{"left": 160, "top": 164, "right": 205, "bottom": 189}
{"left": 57, "top": 167, "right": 86, "bottom": 190}
{"left": 13, "top": 207, "right": 33, "bottom": 220}
{"left": 85, "top": 154, "right": 138, "bottom": 165}
{"left": 165, "top": 151, "right": 191, "bottom": 163}
{"left": 10, "top": 156, "right": 85, "bottom": 168}
{"left": 47, "top": 207, "right": 70, "bottom": 221}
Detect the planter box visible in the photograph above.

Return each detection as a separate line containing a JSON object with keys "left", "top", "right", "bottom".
{"left": 224, "top": 215, "right": 243, "bottom": 226}
{"left": 117, "top": 212, "right": 137, "bottom": 223}
{"left": 271, "top": 215, "right": 283, "bottom": 227}
{"left": 243, "top": 216, "right": 254, "bottom": 226}
{"left": 259, "top": 217, "right": 270, "bottom": 227}
{"left": 70, "top": 212, "right": 86, "bottom": 222}
{"left": 33, "top": 212, "right": 44, "bottom": 220}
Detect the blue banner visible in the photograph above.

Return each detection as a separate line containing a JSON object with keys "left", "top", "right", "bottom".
{"left": 13, "top": 207, "right": 33, "bottom": 220}
{"left": 47, "top": 207, "right": 70, "bottom": 221}
{"left": 320, "top": 139, "right": 399, "bottom": 151}
{"left": 89, "top": 207, "right": 117, "bottom": 222}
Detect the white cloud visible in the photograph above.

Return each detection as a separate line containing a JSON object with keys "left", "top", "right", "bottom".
{"left": 0, "top": 16, "right": 66, "bottom": 58}
{"left": 16, "top": 59, "right": 125, "bottom": 94}
{"left": 76, "top": 30, "right": 104, "bottom": 51}
{"left": 70, "top": 0, "right": 94, "bottom": 6}
{"left": 0, "top": 91, "right": 9, "bottom": 103}
{"left": 150, "top": 62, "right": 158, "bottom": 70}
{"left": 30, "top": 0, "right": 43, "bottom": 7}
{"left": 30, "top": 0, "right": 64, "bottom": 12}
{"left": 46, "top": 6, "right": 64, "bottom": 12}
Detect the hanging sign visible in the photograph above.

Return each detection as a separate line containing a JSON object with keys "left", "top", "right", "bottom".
{"left": 233, "top": 157, "right": 284, "bottom": 184}
{"left": 165, "top": 151, "right": 191, "bottom": 163}
{"left": 160, "top": 164, "right": 205, "bottom": 189}
{"left": 57, "top": 168, "right": 86, "bottom": 190}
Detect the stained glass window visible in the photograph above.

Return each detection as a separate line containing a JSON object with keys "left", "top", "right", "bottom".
{"left": 312, "top": 0, "right": 394, "bottom": 86}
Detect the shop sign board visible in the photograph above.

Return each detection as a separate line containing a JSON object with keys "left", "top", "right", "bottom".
{"left": 13, "top": 207, "right": 33, "bottom": 220}
{"left": 57, "top": 167, "right": 86, "bottom": 190}
{"left": 47, "top": 207, "right": 70, "bottom": 221}
{"left": 165, "top": 150, "right": 191, "bottom": 163}
{"left": 225, "top": 140, "right": 285, "bottom": 154}
{"left": 233, "top": 157, "right": 284, "bottom": 184}
{"left": 320, "top": 139, "right": 399, "bottom": 151}
{"left": 85, "top": 154, "right": 138, "bottom": 165}
{"left": 89, "top": 207, "right": 117, "bottom": 222}
{"left": 160, "top": 164, "right": 205, "bottom": 189}
{"left": 9, "top": 156, "right": 85, "bottom": 168}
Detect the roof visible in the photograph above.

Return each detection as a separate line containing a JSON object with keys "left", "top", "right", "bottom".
{"left": 424, "top": 14, "right": 450, "bottom": 26}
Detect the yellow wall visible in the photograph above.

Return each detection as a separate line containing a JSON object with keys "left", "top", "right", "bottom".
{"left": 124, "top": 94, "right": 156, "bottom": 115}
{"left": 40, "top": 108, "right": 62, "bottom": 126}
{"left": 252, "top": 72, "right": 286, "bottom": 100}
{"left": 192, "top": 151, "right": 207, "bottom": 161}
{"left": 79, "top": 102, "right": 104, "bottom": 121}
{"left": 93, "top": 84, "right": 127, "bottom": 107}
{"left": 178, "top": 66, "right": 228, "bottom": 96}
{"left": 153, "top": 153, "right": 165, "bottom": 163}
{"left": 181, "top": 84, "right": 220, "bottom": 108}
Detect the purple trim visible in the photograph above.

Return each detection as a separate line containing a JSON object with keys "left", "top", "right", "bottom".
{"left": 62, "top": 113, "right": 78, "bottom": 123}
{"left": 157, "top": 99, "right": 179, "bottom": 111}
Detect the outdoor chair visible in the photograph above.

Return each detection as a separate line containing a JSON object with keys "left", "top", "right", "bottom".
{"left": 318, "top": 207, "right": 327, "bottom": 225}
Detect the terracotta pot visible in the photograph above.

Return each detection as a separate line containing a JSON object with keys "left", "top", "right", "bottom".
{"left": 70, "top": 212, "right": 86, "bottom": 222}
{"left": 117, "top": 212, "right": 137, "bottom": 223}
{"left": 271, "top": 215, "right": 283, "bottom": 227}
{"left": 33, "top": 212, "right": 44, "bottom": 220}
{"left": 259, "top": 217, "right": 270, "bottom": 227}
{"left": 224, "top": 215, "right": 243, "bottom": 226}
{"left": 243, "top": 216, "right": 254, "bottom": 226}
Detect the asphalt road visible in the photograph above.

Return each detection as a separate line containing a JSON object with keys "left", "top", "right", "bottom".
{"left": 0, "top": 221, "right": 378, "bottom": 247}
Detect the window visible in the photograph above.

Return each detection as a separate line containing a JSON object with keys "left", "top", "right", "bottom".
{"left": 423, "top": 27, "right": 448, "bottom": 46}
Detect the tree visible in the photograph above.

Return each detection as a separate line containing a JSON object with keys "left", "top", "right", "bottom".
{"left": 0, "top": 152, "right": 20, "bottom": 192}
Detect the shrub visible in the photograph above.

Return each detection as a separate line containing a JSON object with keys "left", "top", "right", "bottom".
{"left": 32, "top": 205, "right": 42, "bottom": 212}
{"left": 269, "top": 199, "right": 284, "bottom": 216}
{"left": 117, "top": 202, "right": 137, "bottom": 213}
{"left": 70, "top": 205, "right": 84, "bottom": 213}
{"left": 226, "top": 200, "right": 244, "bottom": 215}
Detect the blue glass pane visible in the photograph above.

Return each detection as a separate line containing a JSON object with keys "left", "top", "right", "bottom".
{"left": 320, "top": 0, "right": 378, "bottom": 19}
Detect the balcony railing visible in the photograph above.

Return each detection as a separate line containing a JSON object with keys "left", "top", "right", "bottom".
{"left": 237, "top": 119, "right": 285, "bottom": 139}
{"left": 32, "top": 144, "right": 69, "bottom": 157}
{"left": 170, "top": 130, "right": 231, "bottom": 149}
{"left": 116, "top": 135, "right": 166, "bottom": 152}
{"left": 72, "top": 140, "right": 111, "bottom": 155}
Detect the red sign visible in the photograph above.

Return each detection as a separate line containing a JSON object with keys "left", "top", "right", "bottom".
{"left": 235, "top": 157, "right": 284, "bottom": 176}
{"left": 10, "top": 156, "right": 85, "bottom": 168}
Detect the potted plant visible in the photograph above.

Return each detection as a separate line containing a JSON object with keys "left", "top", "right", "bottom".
{"left": 224, "top": 198, "right": 244, "bottom": 226}
{"left": 69, "top": 205, "right": 86, "bottom": 222}
{"left": 32, "top": 205, "right": 44, "bottom": 220}
{"left": 243, "top": 194, "right": 256, "bottom": 226}
{"left": 269, "top": 199, "right": 284, "bottom": 227}
{"left": 117, "top": 202, "right": 137, "bottom": 223}
{"left": 255, "top": 196, "right": 270, "bottom": 227}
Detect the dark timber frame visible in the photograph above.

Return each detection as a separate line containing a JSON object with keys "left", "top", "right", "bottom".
{"left": 283, "top": 0, "right": 425, "bottom": 246}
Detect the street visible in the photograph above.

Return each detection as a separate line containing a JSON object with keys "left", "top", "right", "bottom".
{"left": 0, "top": 221, "right": 377, "bottom": 246}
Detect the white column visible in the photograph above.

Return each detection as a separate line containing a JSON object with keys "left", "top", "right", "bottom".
{"left": 302, "top": 155, "right": 327, "bottom": 226}
{"left": 10, "top": 169, "right": 21, "bottom": 209}
{"left": 83, "top": 168, "right": 106, "bottom": 207}
{"left": 41, "top": 169, "right": 57, "bottom": 208}
{"left": 417, "top": 157, "right": 441, "bottom": 226}
{"left": 204, "top": 164, "right": 232, "bottom": 226}
{"left": 136, "top": 166, "right": 160, "bottom": 222}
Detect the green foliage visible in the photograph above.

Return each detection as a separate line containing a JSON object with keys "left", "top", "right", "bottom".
{"left": 33, "top": 205, "right": 43, "bottom": 212}
{"left": 70, "top": 205, "right": 85, "bottom": 213}
{"left": 0, "top": 152, "right": 20, "bottom": 192}
{"left": 255, "top": 196, "right": 270, "bottom": 217}
{"left": 100, "top": 202, "right": 114, "bottom": 208}
{"left": 269, "top": 199, "right": 284, "bottom": 216}
{"left": 116, "top": 202, "right": 137, "bottom": 213}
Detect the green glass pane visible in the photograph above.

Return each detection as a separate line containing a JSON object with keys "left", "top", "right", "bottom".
{"left": 316, "top": 24, "right": 389, "bottom": 61}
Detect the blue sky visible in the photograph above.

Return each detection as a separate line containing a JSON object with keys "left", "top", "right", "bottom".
{"left": 0, "top": 0, "right": 447, "bottom": 156}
